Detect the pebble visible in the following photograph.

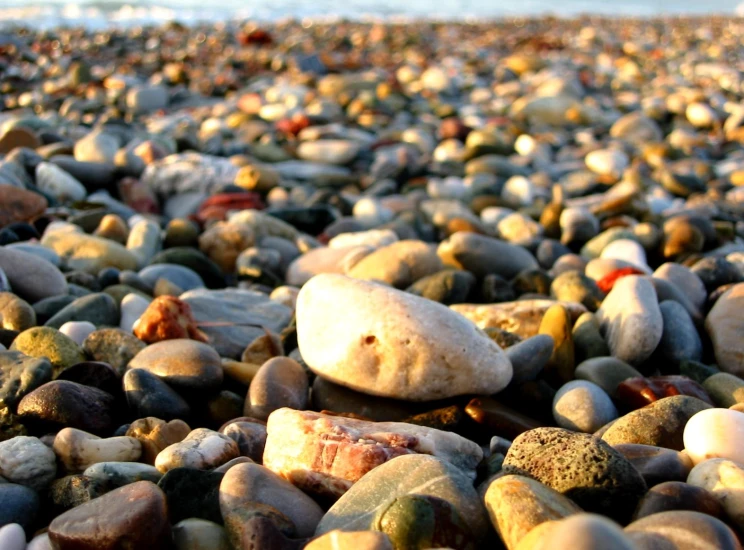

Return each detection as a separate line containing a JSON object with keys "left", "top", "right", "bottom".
{"left": 503, "top": 427, "right": 647, "bottom": 522}
{"left": 684, "top": 408, "right": 744, "bottom": 465}
{"left": 155, "top": 428, "right": 239, "bottom": 473}
{"left": 516, "top": 514, "right": 635, "bottom": 550}
{"left": 703, "top": 373, "right": 744, "bottom": 407}
{"left": 126, "top": 417, "right": 191, "bottom": 465}
{"left": 245, "top": 357, "right": 308, "bottom": 421}
{"left": 0, "top": 483, "right": 38, "bottom": 532}
{"left": 53, "top": 428, "right": 142, "bottom": 472}
{"left": 58, "top": 321, "right": 96, "bottom": 346}
{"left": 624, "top": 510, "right": 740, "bottom": 550}
{"left": 0, "top": 436, "right": 56, "bottom": 491}
{"left": 41, "top": 230, "right": 139, "bottom": 274}
{"left": 119, "top": 292, "right": 151, "bottom": 333}
{"left": 173, "top": 518, "right": 230, "bottom": 550}
{"left": 297, "top": 274, "right": 512, "bottom": 400}
{"left": 552, "top": 380, "right": 618, "bottom": 433}
{"left": 614, "top": 444, "right": 694, "bottom": 487}
{"left": 263, "top": 408, "right": 482, "bottom": 499}
{"left": 0, "top": 247, "right": 67, "bottom": 303}
{"left": 596, "top": 275, "right": 663, "bottom": 366}
{"left": 574, "top": 356, "right": 642, "bottom": 396}
{"left": 45, "top": 292, "right": 119, "bottom": 330}
{"left": 438, "top": 232, "right": 539, "bottom": 280}
{"left": 123, "top": 368, "right": 191, "bottom": 420}
{"left": 656, "top": 300, "right": 703, "bottom": 363}
{"left": 158, "top": 467, "right": 225, "bottom": 524}
{"left": 305, "top": 530, "right": 393, "bottom": 550}
{"left": 48, "top": 481, "right": 172, "bottom": 548}
{"left": 0, "top": 524, "right": 25, "bottom": 550}
{"left": 705, "top": 283, "right": 744, "bottom": 377}
{"left": 633, "top": 481, "right": 725, "bottom": 521}
{"left": 83, "top": 461, "right": 162, "bottom": 488}
{"left": 81, "top": 328, "right": 145, "bottom": 375}
{"left": 0, "top": 351, "right": 52, "bottom": 409}
{"left": 505, "top": 334, "right": 555, "bottom": 385}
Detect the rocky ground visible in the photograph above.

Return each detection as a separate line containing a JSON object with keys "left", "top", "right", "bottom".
{"left": 1, "top": 15, "right": 744, "bottom": 550}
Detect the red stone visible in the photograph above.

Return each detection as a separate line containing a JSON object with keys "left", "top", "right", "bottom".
{"left": 194, "top": 192, "right": 264, "bottom": 225}
{"left": 0, "top": 184, "right": 47, "bottom": 228}
{"left": 275, "top": 114, "right": 311, "bottom": 136}
{"left": 117, "top": 177, "right": 160, "bottom": 215}
{"left": 133, "top": 295, "right": 209, "bottom": 344}
{"left": 596, "top": 267, "right": 646, "bottom": 293}
{"left": 616, "top": 376, "right": 714, "bottom": 410}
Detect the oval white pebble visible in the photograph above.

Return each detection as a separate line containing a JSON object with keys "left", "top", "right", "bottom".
{"left": 683, "top": 408, "right": 744, "bottom": 465}
{"left": 0, "top": 523, "right": 26, "bottom": 550}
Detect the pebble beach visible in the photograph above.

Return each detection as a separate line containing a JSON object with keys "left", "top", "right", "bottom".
{"left": 2, "top": 15, "right": 744, "bottom": 549}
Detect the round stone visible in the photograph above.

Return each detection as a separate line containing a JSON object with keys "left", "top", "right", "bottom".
{"left": 245, "top": 357, "right": 308, "bottom": 421}
{"left": 552, "top": 380, "right": 618, "bottom": 433}
{"left": 684, "top": 408, "right": 744, "bottom": 465}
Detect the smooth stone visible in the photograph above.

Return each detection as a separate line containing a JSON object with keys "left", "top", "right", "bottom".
{"left": 10, "top": 327, "right": 86, "bottom": 371}
{"left": 614, "top": 444, "right": 694, "bottom": 487}
{"left": 305, "top": 530, "right": 393, "bottom": 550}
{"left": 0, "top": 185, "right": 46, "bottom": 230}
{"left": 503, "top": 427, "right": 647, "bottom": 522}
{"left": 297, "top": 140, "right": 360, "bottom": 165}
{"left": 123, "top": 368, "right": 191, "bottom": 421}
{"left": 58, "top": 321, "right": 96, "bottom": 346}
{"left": 222, "top": 502, "right": 299, "bottom": 550}
{"left": 220, "top": 421, "right": 267, "bottom": 463}
{"left": 127, "top": 85, "right": 169, "bottom": 112}
{"left": 47, "top": 473, "right": 108, "bottom": 516}
{"left": 41, "top": 231, "right": 138, "bottom": 274}
{"left": 687, "top": 458, "right": 744, "bottom": 529}
{"left": 53, "top": 428, "right": 141, "bottom": 472}
{"left": 574, "top": 356, "right": 643, "bottom": 397}
{"left": 406, "top": 269, "right": 476, "bottom": 305}
{"left": 315, "top": 454, "right": 489, "bottom": 542}
{"left": 585, "top": 149, "right": 629, "bottom": 179}
{"left": 654, "top": 263, "right": 707, "bottom": 311}
{"left": 438, "top": 232, "right": 539, "bottom": 280}
{"left": 611, "top": 111, "right": 663, "bottom": 144}
{"left": 310, "top": 377, "right": 421, "bottom": 422}
{"left": 602, "top": 395, "right": 712, "bottom": 450}
{"left": 657, "top": 300, "right": 702, "bottom": 363}
{"left": 263, "top": 408, "right": 483, "bottom": 499}
{"left": 703, "top": 373, "right": 744, "bottom": 407}
{"left": 0, "top": 351, "right": 52, "bottom": 410}
{"left": 83, "top": 461, "right": 162, "bottom": 488}
{"left": 596, "top": 276, "right": 663, "bottom": 366}
{"left": 17, "top": 380, "right": 114, "bottom": 435}
{"left": 286, "top": 246, "right": 366, "bottom": 287}
{"left": 552, "top": 380, "right": 618, "bottom": 433}
{"left": 450, "top": 300, "right": 586, "bottom": 339}
{"left": 126, "top": 219, "right": 162, "bottom": 269}
{"left": 119, "top": 293, "right": 150, "bottom": 333}
{"left": 27, "top": 533, "right": 52, "bottom": 550}
{"left": 706, "top": 283, "right": 744, "bottom": 377}
{"left": 129, "top": 339, "right": 223, "bottom": 393}
{"left": 0, "top": 523, "right": 25, "bottom": 550}
{"left": 516, "top": 514, "right": 635, "bottom": 550}
{"left": 0, "top": 436, "right": 55, "bottom": 491}
{"left": 82, "top": 328, "right": 145, "bottom": 375}
{"left": 572, "top": 312, "right": 611, "bottom": 362}
{"left": 45, "top": 293, "right": 119, "bottom": 330}
{"left": 0, "top": 293, "right": 35, "bottom": 332}
{"left": 297, "top": 274, "right": 513, "bottom": 401}
{"left": 328, "top": 229, "right": 398, "bottom": 250}
{"left": 173, "top": 519, "right": 229, "bottom": 550}
{"left": 484, "top": 474, "right": 582, "bottom": 550}
{"left": 506, "top": 334, "right": 554, "bottom": 385}
{"left": 0, "top": 247, "right": 67, "bottom": 303}
{"left": 48, "top": 481, "right": 171, "bottom": 548}
{"left": 181, "top": 288, "right": 292, "bottom": 359}
{"left": 246, "top": 357, "right": 308, "bottom": 421}
{"left": 34, "top": 162, "right": 87, "bottom": 203}
{"left": 126, "top": 418, "right": 191, "bottom": 466}
{"left": 155, "top": 428, "right": 239, "bottom": 473}
{"left": 624, "top": 510, "right": 740, "bottom": 550}
{"left": 683, "top": 408, "right": 744, "bottom": 465}
{"left": 633, "top": 481, "right": 724, "bottom": 521}
{"left": 139, "top": 263, "right": 204, "bottom": 292}
{"left": 0, "top": 483, "right": 38, "bottom": 531}
{"left": 346, "top": 240, "right": 443, "bottom": 289}
{"left": 220, "top": 462, "right": 324, "bottom": 537}
{"left": 158, "top": 467, "right": 224, "bottom": 524}
{"left": 538, "top": 303, "right": 575, "bottom": 385}
{"left": 149, "top": 247, "right": 224, "bottom": 289}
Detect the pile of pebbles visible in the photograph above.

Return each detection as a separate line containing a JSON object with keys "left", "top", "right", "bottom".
{"left": 1, "top": 15, "right": 744, "bottom": 550}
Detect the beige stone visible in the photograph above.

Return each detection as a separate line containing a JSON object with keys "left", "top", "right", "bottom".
{"left": 346, "top": 240, "right": 443, "bottom": 288}
{"left": 706, "top": 283, "right": 744, "bottom": 377}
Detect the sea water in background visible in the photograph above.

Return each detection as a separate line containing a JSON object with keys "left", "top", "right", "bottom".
{"left": 0, "top": 0, "right": 743, "bottom": 29}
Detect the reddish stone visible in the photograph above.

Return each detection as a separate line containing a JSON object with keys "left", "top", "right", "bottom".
{"left": 237, "top": 28, "right": 274, "bottom": 46}
{"left": 133, "top": 295, "right": 209, "bottom": 344}
{"left": 439, "top": 117, "right": 471, "bottom": 141}
{"left": 194, "top": 192, "right": 264, "bottom": 225}
{"left": 237, "top": 93, "right": 263, "bottom": 115}
{"left": 616, "top": 376, "right": 714, "bottom": 410}
{"left": 275, "top": 114, "right": 311, "bottom": 136}
{"left": 596, "top": 267, "right": 646, "bottom": 293}
{"left": 0, "top": 127, "right": 41, "bottom": 154}
{"left": 117, "top": 177, "right": 160, "bottom": 214}
{"left": 0, "top": 184, "right": 47, "bottom": 228}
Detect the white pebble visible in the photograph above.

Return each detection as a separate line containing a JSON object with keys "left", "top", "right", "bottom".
{"left": 59, "top": 321, "right": 97, "bottom": 346}
{"left": 120, "top": 293, "right": 151, "bottom": 333}
{"left": 684, "top": 408, "right": 744, "bottom": 465}
{"left": 0, "top": 524, "right": 25, "bottom": 550}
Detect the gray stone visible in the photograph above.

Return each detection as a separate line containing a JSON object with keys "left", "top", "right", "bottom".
{"left": 45, "top": 293, "right": 119, "bottom": 330}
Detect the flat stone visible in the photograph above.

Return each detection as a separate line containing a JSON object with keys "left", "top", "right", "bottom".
{"left": 438, "top": 232, "right": 539, "bottom": 280}
{"left": 315, "top": 454, "right": 489, "bottom": 542}
{"left": 45, "top": 293, "right": 119, "bottom": 330}
{"left": 17, "top": 380, "right": 114, "bottom": 435}
{"left": 0, "top": 246, "right": 67, "bottom": 303}
{"left": 297, "top": 274, "right": 512, "bottom": 401}
{"left": 220, "top": 462, "right": 324, "bottom": 537}
{"left": 128, "top": 339, "right": 223, "bottom": 393}
{"left": 48, "top": 481, "right": 171, "bottom": 549}
{"left": 503, "top": 427, "right": 647, "bottom": 523}
{"left": 180, "top": 288, "right": 292, "bottom": 359}
{"left": 263, "top": 408, "right": 483, "bottom": 499}
{"left": 602, "top": 395, "right": 712, "bottom": 451}
{"left": 155, "top": 428, "right": 239, "bottom": 473}
{"left": 41, "top": 231, "right": 138, "bottom": 274}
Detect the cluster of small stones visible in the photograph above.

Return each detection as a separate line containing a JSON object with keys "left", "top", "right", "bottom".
{"left": 1, "top": 15, "right": 744, "bottom": 550}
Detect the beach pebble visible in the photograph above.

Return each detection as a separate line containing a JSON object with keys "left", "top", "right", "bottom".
{"left": 484, "top": 474, "right": 582, "bottom": 550}
{"left": 34, "top": 162, "right": 87, "bottom": 203}
{"left": 127, "top": 85, "right": 169, "bottom": 113}
{"left": 706, "top": 283, "right": 744, "bottom": 377}
{"left": 48, "top": 481, "right": 171, "bottom": 548}
{"left": 624, "top": 510, "right": 740, "bottom": 550}
{"left": 633, "top": 481, "right": 724, "bottom": 520}
{"left": 58, "top": 321, "right": 96, "bottom": 346}
{"left": 245, "top": 357, "right": 308, "bottom": 421}
{"left": 438, "top": 232, "right": 539, "bottom": 279}
{"left": 53, "top": 428, "right": 141, "bottom": 472}
{"left": 119, "top": 293, "right": 152, "bottom": 332}
{"left": 503, "top": 427, "right": 647, "bottom": 522}
{"left": 305, "top": 530, "right": 393, "bottom": 550}
{"left": 346, "top": 240, "right": 443, "bottom": 288}
{"left": 585, "top": 149, "right": 629, "bottom": 179}
{"left": 126, "top": 417, "right": 191, "bottom": 465}
{"left": 0, "top": 293, "right": 35, "bottom": 332}
{"left": 41, "top": 231, "right": 139, "bottom": 274}
{"left": 0, "top": 523, "right": 25, "bottom": 550}
{"left": 684, "top": 408, "right": 744, "bottom": 465}
{"left": 155, "top": 428, "right": 239, "bottom": 473}
{"left": 657, "top": 300, "right": 702, "bottom": 363}
{"left": 0, "top": 483, "right": 38, "bottom": 532}
{"left": 0, "top": 351, "right": 52, "bottom": 409}
{"left": 123, "top": 368, "right": 191, "bottom": 420}
{"left": 82, "top": 328, "right": 145, "bottom": 375}
{"left": 703, "top": 373, "right": 744, "bottom": 407}
{"left": 517, "top": 514, "right": 635, "bottom": 550}
{"left": 0, "top": 247, "right": 67, "bottom": 303}
{"left": 596, "top": 275, "right": 663, "bottom": 366}
{"left": 83, "top": 461, "right": 162, "bottom": 488}
{"left": 173, "top": 518, "right": 230, "bottom": 550}
{"left": 45, "top": 292, "right": 119, "bottom": 330}
{"left": 687, "top": 458, "right": 744, "bottom": 529}
{"left": 315, "top": 454, "right": 489, "bottom": 542}
{"left": 0, "top": 436, "right": 55, "bottom": 491}
{"left": 157, "top": 467, "right": 225, "bottom": 524}
{"left": 552, "top": 380, "right": 618, "bottom": 433}
{"left": 297, "top": 274, "right": 512, "bottom": 400}
{"left": 263, "top": 408, "right": 482, "bottom": 499}
{"left": 506, "top": 334, "right": 554, "bottom": 384}
{"left": 219, "top": 462, "right": 324, "bottom": 537}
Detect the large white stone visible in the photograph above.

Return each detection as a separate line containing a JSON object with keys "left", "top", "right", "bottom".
{"left": 688, "top": 458, "right": 744, "bottom": 530}
{"left": 705, "top": 283, "right": 744, "bottom": 377}
{"left": 296, "top": 274, "right": 512, "bottom": 401}
{"left": 684, "top": 408, "right": 744, "bottom": 465}
{"left": 0, "top": 436, "right": 56, "bottom": 491}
